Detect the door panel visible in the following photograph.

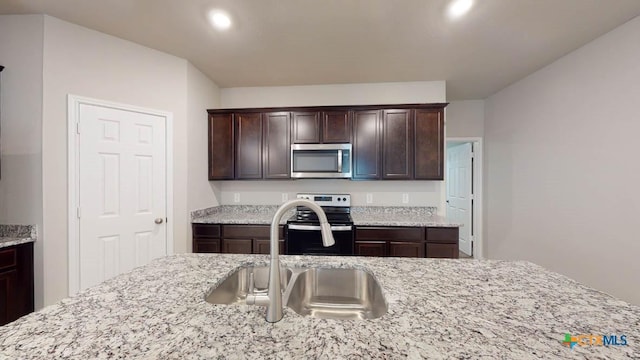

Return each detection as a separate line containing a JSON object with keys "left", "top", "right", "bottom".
{"left": 446, "top": 143, "right": 473, "bottom": 256}
{"left": 208, "top": 113, "right": 234, "bottom": 179}
{"left": 352, "top": 110, "right": 381, "bottom": 179}
{"left": 414, "top": 109, "right": 444, "bottom": 179}
{"left": 383, "top": 109, "right": 414, "bottom": 179}
{"left": 235, "top": 113, "right": 263, "bottom": 179}
{"left": 263, "top": 112, "right": 291, "bottom": 179}
{"left": 79, "top": 104, "right": 167, "bottom": 291}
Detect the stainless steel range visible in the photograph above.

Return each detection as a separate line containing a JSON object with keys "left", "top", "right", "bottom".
{"left": 285, "top": 193, "right": 354, "bottom": 255}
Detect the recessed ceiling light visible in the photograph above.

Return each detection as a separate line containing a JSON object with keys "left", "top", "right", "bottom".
{"left": 208, "top": 10, "right": 232, "bottom": 30}
{"left": 447, "top": 0, "right": 473, "bottom": 19}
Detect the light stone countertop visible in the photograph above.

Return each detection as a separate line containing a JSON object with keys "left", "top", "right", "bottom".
{"left": 0, "top": 224, "right": 36, "bottom": 249}
{"left": 191, "top": 205, "right": 460, "bottom": 227}
{"left": 0, "top": 253, "right": 638, "bottom": 359}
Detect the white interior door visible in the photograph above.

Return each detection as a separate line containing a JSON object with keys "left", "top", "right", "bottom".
{"left": 447, "top": 143, "right": 473, "bottom": 256}
{"left": 78, "top": 103, "right": 167, "bottom": 290}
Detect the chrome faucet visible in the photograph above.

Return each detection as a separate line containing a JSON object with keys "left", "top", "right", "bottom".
{"left": 246, "top": 199, "right": 335, "bottom": 322}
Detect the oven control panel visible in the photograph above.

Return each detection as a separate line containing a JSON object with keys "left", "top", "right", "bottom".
{"left": 296, "top": 193, "right": 350, "bottom": 207}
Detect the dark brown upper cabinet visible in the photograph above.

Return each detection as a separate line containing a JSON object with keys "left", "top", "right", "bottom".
{"left": 382, "top": 109, "right": 414, "bottom": 180}
{"left": 321, "top": 110, "right": 351, "bottom": 143}
{"left": 292, "top": 110, "right": 351, "bottom": 144}
{"left": 207, "top": 103, "right": 446, "bottom": 181}
{"left": 352, "top": 110, "right": 382, "bottom": 180}
{"left": 235, "top": 113, "right": 263, "bottom": 179}
{"left": 414, "top": 108, "right": 444, "bottom": 180}
{"left": 291, "top": 112, "right": 320, "bottom": 143}
{"left": 208, "top": 113, "right": 234, "bottom": 180}
{"left": 263, "top": 112, "right": 291, "bottom": 179}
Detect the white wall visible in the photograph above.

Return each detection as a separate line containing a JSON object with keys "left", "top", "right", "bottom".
{"left": 215, "top": 81, "right": 447, "bottom": 212}
{"left": 446, "top": 100, "right": 484, "bottom": 138}
{"left": 221, "top": 81, "right": 445, "bottom": 108}
{"left": 186, "top": 63, "right": 221, "bottom": 245}
{"left": 0, "top": 15, "right": 45, "bottom": 309}
{"left": 485, "top": 16, "right": 640, "bottom": 304}
{"left": 41, "top": 16, "right": 192, "bottom": 305}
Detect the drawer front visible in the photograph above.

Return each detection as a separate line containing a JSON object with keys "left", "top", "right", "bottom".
{"left": 356, "top": 227, "right": 424, "bottom": 241}
{"left": 192, "top": 224, "right": 221, "bottom": 238}
{"left": 0, "top": 248, "right": 17, "bottom": 271}
{"left": 223, "top": 225, "right": 283, "bottom": 239}
{"left": 426, "top": 227, "right": 459, "bottom": 243}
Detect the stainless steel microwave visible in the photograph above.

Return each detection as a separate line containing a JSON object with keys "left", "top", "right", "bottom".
{"left": 290, "top": 144, "right": 352, "bottom": 179}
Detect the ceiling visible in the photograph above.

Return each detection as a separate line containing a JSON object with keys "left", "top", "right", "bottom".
{"left": 1, "top": 0, "right": 640, "bottom": 100}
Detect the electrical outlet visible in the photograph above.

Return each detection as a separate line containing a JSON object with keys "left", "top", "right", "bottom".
{"left": 366, "top": 193, "right": 373, "bottom": 204}
{"left": 402, "top": 193, "right": 409, "bottom": 204}
{"left": 282, "top": 193, "right": 288, "bottom": 202}
{"left": 233, "top": 193, "right": 240, "bottom": 203}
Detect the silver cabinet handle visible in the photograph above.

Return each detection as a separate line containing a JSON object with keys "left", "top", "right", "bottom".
{"left": 288, "top": 224, "right": 352, "bottom": 231}
{"left": 155, "top": 218, "right": 164, "bottom": 224}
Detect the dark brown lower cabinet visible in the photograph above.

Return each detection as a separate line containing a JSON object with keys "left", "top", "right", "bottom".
{"left": 192, "top": 224, "right": 284, "bottom": 254}
{"left": 354, "top": 241, "right": 387, "bottom": 257}
{"left": 425, "top": 227, "right": 459, "bottom": 259}
{"left": 355, "top": 226, "right": 459, "bottom": 259}
{"left": 0, "top": 242, "right": 34, "bottom": 326}
{"left": 389, "top": 241, "right": 425, "bottom": 257}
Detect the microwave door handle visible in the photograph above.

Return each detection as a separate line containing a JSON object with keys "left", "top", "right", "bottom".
{"left": 337, "top": 149, "right": 343, "bottom": 173}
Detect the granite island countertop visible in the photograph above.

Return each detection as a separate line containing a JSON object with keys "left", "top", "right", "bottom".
{"left": 0, "top": 224, "right": 36, "bottom": 249}
{"left": 192, "top": 205, "right": 461, "bottom": 227}
{"left": 1, "top": 254, "right": 638, "bottom": 359}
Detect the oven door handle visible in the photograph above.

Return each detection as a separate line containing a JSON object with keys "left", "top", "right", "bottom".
{"left": 288, "top": 224, "right": 352, "bottom": 231}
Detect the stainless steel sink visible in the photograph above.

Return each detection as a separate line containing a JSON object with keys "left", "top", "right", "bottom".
{"left": 286, "top": 268, "right": 388, "bottom": 320}
{"left": 206, "top": 266, "right": 292, "bottom": 305}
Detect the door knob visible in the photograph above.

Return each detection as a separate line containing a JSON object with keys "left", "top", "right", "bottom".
{"left": 155, "top": 218, "right": 164, "bottom": 224}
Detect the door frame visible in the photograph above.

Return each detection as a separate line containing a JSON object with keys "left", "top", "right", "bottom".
{"left": 446, "top": 137, "right": 483, "bottom": 259}
{"left": 67, "top": 95, "right": 174, "bottom": 295}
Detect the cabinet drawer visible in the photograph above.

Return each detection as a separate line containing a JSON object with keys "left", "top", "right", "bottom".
{"left": 223, "top": 225, "right": 283, "bottom": 239}
{"left": 0, "top": 248, "right": 17, "bottom": 271}
{"left": 192, "top": 224, "right": 221, "bottom": 238}
{"left": 356, "top": 227, "right": 424, "bottom": 241}
{"left": 426, "top": 227, "right": 458, "bottom": 243}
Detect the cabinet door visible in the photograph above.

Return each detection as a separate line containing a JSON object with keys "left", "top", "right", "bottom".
{"left": 253, "top": 239, "right": 285, "bottom": 255}
{"left": 322, "top": 111, "right": 351, "bottom": 143}
{"left": 263, "top": 112, "right": 291, "bottom": 179}
{"left": 222, "top": 239, "right": 253, "bottom": 254}
{"left": 0, "top": 269, "right": 17, "bottom": 326}
{"left": 208, "top": 113, "right": 234, "bottom": 180}
{"left": 426, "top": 243, "right": 458, "bottom": 258}
{"left": 389, "top": 241, "right": 425, "bottom": 257}
{"left": 355, "top": 241, "right": 387, "bottom": 257}
{"left": 235, "top": 113, "right": 263, "bottom": 179}
{"left": 352, "top": 110, "right": 381, "bottom": 179}
{"left": 291, "top": 112, "right": 320, "bottom": 143}
{"left": 194, "top": 239, "right": 221, "bottom": 253}
{"left": 414, "top": 108, "right": 444, "bottom": 180}
{"left": 382, "top": 109, "right": 414, "bottom": 179}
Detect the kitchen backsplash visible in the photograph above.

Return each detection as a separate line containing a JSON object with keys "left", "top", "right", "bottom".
{"left": 215, "top": 180, "right": 444, "bottom": 208}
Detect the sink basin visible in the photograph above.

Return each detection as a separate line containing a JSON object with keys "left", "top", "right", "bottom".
{"left": 206, "top": 266, "right": 292, "bottom": 305}
{"left": 286, "top": 268, "right": 387, "bottom": 320}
